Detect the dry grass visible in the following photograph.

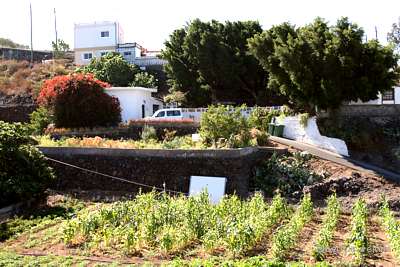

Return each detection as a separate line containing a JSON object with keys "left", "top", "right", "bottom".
{"left": 0, "top": 59, "right": 74, "bottom": 96}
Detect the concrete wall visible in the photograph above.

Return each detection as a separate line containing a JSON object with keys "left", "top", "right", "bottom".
{"left": 105, "top": 87, "right": 163, "bottom": 122}
{"left": 278, "top": 116, "right": 349, "bottom": 156}
{"left": 74, "top": 22, "right": 120, "bottom": 49}
{"left": 74, "top": 46, "right": 115, "bottom": 65}
{"left": 39, "top": 146, "right": 285, "bottom": 198}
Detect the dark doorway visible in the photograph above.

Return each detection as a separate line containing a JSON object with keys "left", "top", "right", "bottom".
{"left": 142, "top": 104, "right": 145, "bottom": 118}
{"left": 153, "top": 104, "right": 160, "bottom": 115}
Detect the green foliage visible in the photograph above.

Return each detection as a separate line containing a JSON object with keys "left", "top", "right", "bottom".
{"left": 62, "top": 191, "right": 289, "bottom": 257}
{"left": 77, "top": 52, "right": 140, "bottom": 86}
{"left": 388, "top": 17, "right": 400, "bottom": 51}
{"left": 164, "top": 90, "right": 187, "bottom": 107}
{"left": 299, "top": 113, "right": 309, "bottom": 128}
{"left": 255, "top": 152, "right": 324, "bottom": 197}
{"left": 199, "top": 105, "right": 250, "bottom": 148}
{"left": 162, "top": 19, "right": 271, "bottom": 107}
{"left": 130, "top": 72, "right": 157, "bottom": 88}
{"left": 141, "top": 125, "right": 157, "bottom": 141}
{"left": 270, "top": 194, "right": 314, "bottom": 261}
{"left": 347, "top": 198, "right": 369, "bottom": 265}
{"left": 0, "top": 121, "right": 54, "bottom": 207}
{"left": 0, "top": 196, "right": 84, "bottom": 241}
{"left": 51, "top": 39, "right": 70, "bottom": 59}
{"left": 29, "top": 106, "right": 53, "bottom": 135}
{"left": 312, "top": 194, "right": 341, "bottom": 261}
{"left": 248, "top": 17, "right": 399, "bottom": 113}
{"left": 379, "top": 197, "right": 400, "bottom": 259}
{"left": 248, "top": 107, "right": 281, "bottom": 131}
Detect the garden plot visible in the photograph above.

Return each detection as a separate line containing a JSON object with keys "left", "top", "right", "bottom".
{"left": 1, "top": 193, "right": 400, "bottom": 266}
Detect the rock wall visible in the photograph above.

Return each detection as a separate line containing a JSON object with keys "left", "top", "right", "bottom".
{"left": 39, "top": 146, "right": 286, "bottom": 198}
{"left": 0, "top": 104, "right": 37, "bottom": 122}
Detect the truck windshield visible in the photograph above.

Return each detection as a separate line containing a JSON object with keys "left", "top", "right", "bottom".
{"left": 155, "top": 111, "right": 165, "bottom": 117}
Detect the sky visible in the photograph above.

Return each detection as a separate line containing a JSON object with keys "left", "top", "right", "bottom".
{"left": 1, "top": 0, "right": 400, "bottom": 51}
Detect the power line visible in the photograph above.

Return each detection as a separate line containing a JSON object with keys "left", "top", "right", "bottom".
{"left": 44, "top": 156, "right": 187, "bottom": 195}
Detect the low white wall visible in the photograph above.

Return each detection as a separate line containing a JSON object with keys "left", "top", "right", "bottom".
{"left": 278, "top": 116, "right": 349, "bottom": 156}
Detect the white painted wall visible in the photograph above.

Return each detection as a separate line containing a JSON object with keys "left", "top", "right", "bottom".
{"left": 105, "top": 87, "right": 163, "bottom": 122}
{"left": 277, "top": 116, "right": 349, "bottom": 156}
{"left": 74, "top": 22, "right": 122, "bottom": 49}
{"left": 348, "top": 86, "right": 400, "bottom": 105}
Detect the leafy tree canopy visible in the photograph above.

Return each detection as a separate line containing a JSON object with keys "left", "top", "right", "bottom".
{"left": 161, "top": 19, "right": 272, "bottom": 107}
{"left": 51, "top": 39, "right": 70, "bottom": 59}
{"left": 130, "top": 72, "right": 157, "bottom": 88}
{"left": 77, "top": 52, "right": 140, "bottom": 87}
{"left": 388, "top": 17, "right": 400, "bottom": 51}
{"left": 248, "top": 17, "right": 399, "bottom": 113}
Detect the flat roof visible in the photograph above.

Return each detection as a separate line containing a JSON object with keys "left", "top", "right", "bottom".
{"left": 107, "top": 86, "right": 157, "bottom": 93}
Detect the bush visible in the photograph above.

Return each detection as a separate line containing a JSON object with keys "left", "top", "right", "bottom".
{"left": 200, "top": 105, "right": 250, "bottom": 148}
{"left": 29, "top": 107, "right": 53, "bottom": 135}
{"left": 130, "top": 72, "right": 157, "bottom": 88}
{"left": 248, "top": 107, "right": 280, "bottom": 131}
{"left": 254, "top": 152, "right": 324, "bottom": 197}
{"left": 0, "top": 121, "right": 54, "bottom": 207}
{"left": 77, "top": 52, "right": 139, "bottom": 86}
{"left": 141, "top": 125, "right": 157, "bottom": 141}
{"left": 37, "top": 73, "right": 121, "bottom": 128}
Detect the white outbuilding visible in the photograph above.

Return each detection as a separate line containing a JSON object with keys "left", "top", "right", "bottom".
{"left": 105, "top": 87, "right": 163, "bottom": 122}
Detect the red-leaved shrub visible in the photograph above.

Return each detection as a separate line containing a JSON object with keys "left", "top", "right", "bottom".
{"left": 37, "top": 73, "right": 121, "bottom": 128}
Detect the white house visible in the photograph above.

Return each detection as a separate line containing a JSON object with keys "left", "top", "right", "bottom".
{"left": 74, "top": 21, "right": 124, "bottom": 65}
{"left": 349, "top": 86, "right": 400, "bottom": 105}
{"left": 105, "top": 87, "right": 163, "bottom": 122}
{"left": 74, "top": 21, "right": 167, "bottom": 68}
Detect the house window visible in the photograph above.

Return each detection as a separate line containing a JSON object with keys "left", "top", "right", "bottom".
{"left": 83, "top": 53, "right": 92, "bottom": 60}
{"left": 124, "top": 51, "right": 132, "bottom": 56}
{"left": 101, "top": 31, "right": 109, "bottom": 37}
{"left": 382, "top": 89, "right": 395, "bottom": 101}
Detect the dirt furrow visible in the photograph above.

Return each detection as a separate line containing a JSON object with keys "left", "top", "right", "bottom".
{"left": 365, "top": 216, "right": 398, "bottom": 267}
{"left": 287, "top": 211, "right": 322, "bottom": 262}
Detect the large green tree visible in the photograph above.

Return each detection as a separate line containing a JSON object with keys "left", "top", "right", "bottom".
{"left": 161, "top": 19, "right": 273, "bottom": 107}
{"left": 248, "top": 17, "right": 399, "bottom": 113}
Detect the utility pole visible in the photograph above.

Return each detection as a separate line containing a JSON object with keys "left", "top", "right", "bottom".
{"left": 53, "top": 8, "right": 58, "bottom": 60}
{"left": 375, "top": 26, "right": 378, "bottom": 40}
{"left": 30, "top": 3, "right": 33, "bottom": 64}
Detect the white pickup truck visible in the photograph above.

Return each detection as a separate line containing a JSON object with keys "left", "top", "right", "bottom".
{"left": 151, "top": 108, "right": 184, "bottom": 120}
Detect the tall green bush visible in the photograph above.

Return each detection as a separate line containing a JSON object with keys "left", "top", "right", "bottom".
{"left": 248, "top": 107, "right": 280, "bottom": 131}
{"left": 29, "top": 106, "right": 53, "bottom": 135}
{"left": 77, "top": 52, "right": 140, "bottom": 87}
{"left": 0, "top": 121, "right": 54, "bottom": 207}
{"left": 199, "top": 105, "right": 250, "bottom": 148}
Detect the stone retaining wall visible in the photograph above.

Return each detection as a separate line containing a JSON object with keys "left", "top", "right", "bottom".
{"left": 0, "top": 104, "right": 37, "bottom": 122}
{"left": 328, "top": 104, "right": 400, "bottom": 118}
{"left": 39, "top": 146, "right": 286, "bottom": 198}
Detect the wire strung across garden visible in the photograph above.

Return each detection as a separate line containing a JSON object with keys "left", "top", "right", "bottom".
{"left": 44, "top": 156, "right": 188, "bottom": 195}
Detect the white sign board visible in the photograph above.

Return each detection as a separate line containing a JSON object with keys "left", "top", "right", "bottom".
{"left": 189, "top": 176, "right": 227, "bottom": 204}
